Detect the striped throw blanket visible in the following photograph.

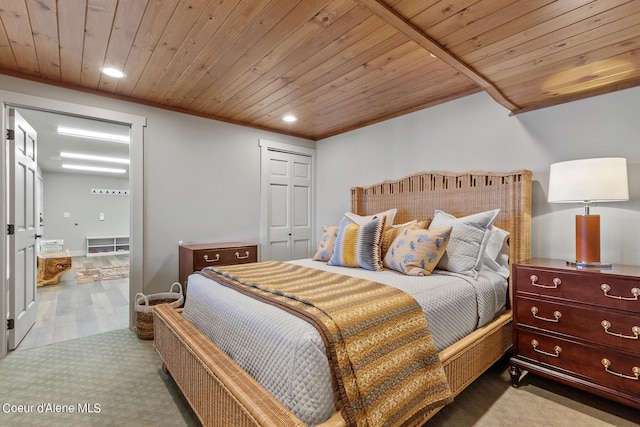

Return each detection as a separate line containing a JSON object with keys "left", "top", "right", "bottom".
{"left": 199, "top": 261, "right": 452, "bottom": 427}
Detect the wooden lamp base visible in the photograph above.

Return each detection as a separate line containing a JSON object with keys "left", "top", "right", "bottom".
{"left": 568, "top": 214, "right": 611, "bottom": 269}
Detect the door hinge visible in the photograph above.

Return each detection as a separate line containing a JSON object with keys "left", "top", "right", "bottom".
{"left": 6, "top": 129, "right": 14, "bottom": 140}
{"left": 7, "top": 224, "right": 14, "bottom": 235}
{"left": 7, "top": 319, "right": 14, "bottom": 330}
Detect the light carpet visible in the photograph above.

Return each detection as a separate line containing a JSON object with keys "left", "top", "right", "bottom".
{"left": 1, "top": 329, "right": 638, "bottom": 426}
{"left": 428, "top": 355, "right": 639, "bottom": 427}
{"left": 0, "top": 328, "right": 199, "bottom": 427}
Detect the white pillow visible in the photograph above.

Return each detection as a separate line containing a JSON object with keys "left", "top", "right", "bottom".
{"left": 481, "top": 226, "right": 510, "bottom": 279}
{"left": 343, "top": 208, "right": 397, "bottom": 228}
{"left": 428, "top": 209, "right": 500, "bottom": 277}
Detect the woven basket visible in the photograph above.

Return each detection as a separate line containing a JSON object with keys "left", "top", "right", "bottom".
{"left": 135, "top": 282, "right": 184, "bottom": 340}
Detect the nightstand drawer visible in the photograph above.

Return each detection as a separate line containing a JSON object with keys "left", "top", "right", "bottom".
{"left": 193, "top": 246, "right": 257, "bottom": 270}
{"left": 516, "top": 296, "right": 640, "bottom": 353}
{"left": 515, "top": 266, "right": 640, "bottom": 311}
{"left": 516, "top": 329, "right": 640, "bottom": 396}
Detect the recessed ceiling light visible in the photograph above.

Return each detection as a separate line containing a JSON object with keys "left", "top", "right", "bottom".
{"left": 61, "top": 152, "right": 129, "bottom": 164}
{"left": 100, "top": 67, "right": 126, "bottom": 78}
{"left": 62, "top": 164, "right": 126, "bottom": 174}
{"left": 57, "top": 126, "right": 130, "bottom": 144}
{"left": 283, "top": 114, "right": 297, "bottom": 123}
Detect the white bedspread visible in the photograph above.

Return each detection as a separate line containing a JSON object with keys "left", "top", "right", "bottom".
{"left": 182, "top": 260, "right": 507, "bottom": 425}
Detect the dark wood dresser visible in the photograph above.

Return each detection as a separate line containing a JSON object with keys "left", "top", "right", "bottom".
{"left": 179, "top": 242, "right": 258, "bottom": 292}
{"left": 510, "top": 258, "right": 640, "bottom": 409}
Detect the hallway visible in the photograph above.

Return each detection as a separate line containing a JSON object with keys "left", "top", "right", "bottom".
{"left": 17, "top": 255, "right": 129, "bottom": 351}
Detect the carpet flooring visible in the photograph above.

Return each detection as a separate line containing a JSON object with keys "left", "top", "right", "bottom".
{"left": 2, "top": 327, "right": 638, "bottom": 427}
{"left": 0, "top": 329, "right": 199, "bottom": 427}
{"left": 428, "top": 355, "right": 639, "bottom": 427}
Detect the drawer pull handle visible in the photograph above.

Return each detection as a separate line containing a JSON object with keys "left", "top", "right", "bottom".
{"left": 235, "top": 251, "right": 250, "bottom": 260}
{"left": 531, "top": 306, "right": 562, "bottom": 323}
{"left": 600, "top": 284, "right": 640, "bottom": 301}
{"left": 204, "top": 254, "right": 220, "bottom": 262}
{"left": 601, "top": 359, "right": 640, "bottom": 380}
{"left": 531, "top": 339, "right": 561, "bottom": 358}
{"left": 601, "top": 320, "right": 640, "bottom": 340}
{"left": 530, "top": 275, "right": 561, "bottom": 289}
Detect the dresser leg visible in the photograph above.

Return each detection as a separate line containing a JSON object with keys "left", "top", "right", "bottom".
{"left": 509, "top": 366, "right": 521, "bottom": 388}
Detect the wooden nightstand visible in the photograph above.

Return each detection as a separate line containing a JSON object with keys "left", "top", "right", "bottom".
{"left": 510, "top": 258, "right": 640, "bottom": 409}
{"left": 179, "top": 242, "right": 258, "bottom": 292}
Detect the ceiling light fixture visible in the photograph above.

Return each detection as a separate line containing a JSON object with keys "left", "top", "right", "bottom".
{"left": 60, "top": 152, "right": 129, "bottom": 164}
{"left": 100, "top": 67, "right": 126, "bottom": 78}
{"left": 62, "top": 164, "right": 126, "bottom": 174}
{"left": 283, "top": 114, "right": 297, "bottom": 123}
{"left": 57, "top": 126, "right": 130, "bottom": 144}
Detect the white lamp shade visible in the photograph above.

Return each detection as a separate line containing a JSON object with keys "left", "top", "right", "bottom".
{"left": 548, "top": 157, "right": 629, "bottom": 203}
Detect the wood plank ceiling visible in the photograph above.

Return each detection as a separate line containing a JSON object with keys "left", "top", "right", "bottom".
{"left": 0, "top": 0, "right": 638, "bottom": 140}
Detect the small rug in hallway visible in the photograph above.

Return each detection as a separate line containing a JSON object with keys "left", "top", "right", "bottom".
{"left": 76, "top": 265, "right": 129, "bottom": 283}
{"left": 0, "top": 329, "right": 200, "bottom": 427}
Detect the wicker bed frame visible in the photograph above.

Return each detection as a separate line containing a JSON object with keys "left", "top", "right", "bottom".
{"left": 154, "top": 170, "right": 532, "bottom": 426}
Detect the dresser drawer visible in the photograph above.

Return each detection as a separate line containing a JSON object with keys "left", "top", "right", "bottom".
{"left": 515, "top": 329, "right": 640, "bottom": 397}
{"left": 515, "top": 296, "right": 640, "bottom": 354}
{"left": 192, "top": 246, "right": 257, "bottom": 270}
{"left": 179, "top": 242, "right": 259, "bottom": 292}
{"left": 515, "top": 266, "right": 640, "bottom": 312}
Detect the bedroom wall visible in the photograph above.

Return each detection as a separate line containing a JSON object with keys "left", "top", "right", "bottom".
{"left": 316, "top": 87, "right": 640, "bottom": 266}
{"left": 42, "top": 172, "right": 129, "bottom": 256}
{"left": 0, "top": 74, "right": 314, "bottom": 293}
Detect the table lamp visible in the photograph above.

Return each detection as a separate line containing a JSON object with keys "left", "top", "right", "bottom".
{"left": 548, "top": 157, "right": 629, "bottom": 268}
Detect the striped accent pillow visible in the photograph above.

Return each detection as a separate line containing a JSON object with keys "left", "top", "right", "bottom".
{"left": 328, "top": 215, "right": 385, "bottom": 271}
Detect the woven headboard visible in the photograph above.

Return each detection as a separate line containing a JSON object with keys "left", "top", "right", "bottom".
{"left": 350, "top": 170, "right": 532, "bottom": 266}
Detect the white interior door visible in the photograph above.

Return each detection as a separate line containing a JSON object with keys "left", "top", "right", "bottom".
{"left": 265, "top": 150, "right": 313, "bottom": 261}
{"left": 8, "top": 108, "right": 38, "bottom": 350}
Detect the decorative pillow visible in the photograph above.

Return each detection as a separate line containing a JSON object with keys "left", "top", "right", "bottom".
{"left": 328, "top": 215, "right": 385, "bottom": 271}
{"left": 481, "top": 226, "right": 510, "bottom": 279}
{"left": 383, "top": 227, "right": 452, "bottom": 276}
{"left": 416, "top": 219, "right": 431, "bottom": 229}
{"left": 312, "top": 225, "right": 339, "bottom": 261}
{"left": 428, "top": 209, "right": 500, "bottom": 277}
{"left": 344, "top": 208, "right": 397, "bottom": 228}
{"left": 380, "top": 220, "right": 425, "bottom": 258}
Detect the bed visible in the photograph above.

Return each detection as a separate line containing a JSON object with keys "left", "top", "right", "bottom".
{"left": 154, "top": 169, "right": 532, "bottom": 426}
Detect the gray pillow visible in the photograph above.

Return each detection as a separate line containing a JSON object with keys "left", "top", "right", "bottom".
{"left": 428, "top": 209, "right": 500, "bottom": 277}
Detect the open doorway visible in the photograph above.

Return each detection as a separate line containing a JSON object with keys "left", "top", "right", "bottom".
{"left": 1, "top": 90, "right": 145, "bottom": 359}
{"left": 15, "top": 109, "right": 130, "bottom": 350}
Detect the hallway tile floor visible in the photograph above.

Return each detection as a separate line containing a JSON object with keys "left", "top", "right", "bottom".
{"left": 16, "top": 255, "right": 130, "bottom": 351}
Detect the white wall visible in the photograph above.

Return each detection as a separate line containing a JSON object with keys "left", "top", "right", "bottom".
{"left": 3, "top": 73, "right": 639, "bottom": 293}
{"left": 42, "top": 172, "right": 129, "bottom": 256}
{"left": 316, "top": 88, "right": 640, "bottom": 266}
{"left": 0, "top": 75, "right": 314, "bottom": 293}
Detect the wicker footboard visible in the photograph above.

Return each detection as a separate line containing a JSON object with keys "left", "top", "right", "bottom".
{"left": 154, "top": 304, "right": 512, "bottom": 427}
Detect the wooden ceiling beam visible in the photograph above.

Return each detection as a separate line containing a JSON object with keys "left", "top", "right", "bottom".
{"left": 355, "top": 0, "right": 520, "bottom": 112}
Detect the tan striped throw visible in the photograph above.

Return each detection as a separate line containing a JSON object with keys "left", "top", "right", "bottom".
{"left": 199, "top": 261, "right": 452, "bottom": 427}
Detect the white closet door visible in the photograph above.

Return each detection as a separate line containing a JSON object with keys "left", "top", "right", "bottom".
{"left": 265, "top": 149, "right": 313, "bottom": 261}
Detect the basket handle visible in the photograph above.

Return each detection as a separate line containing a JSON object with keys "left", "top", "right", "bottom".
{"left": 169, "top": 282, "right": 183, "bottom": 295}
{"left": 135, "top": 292, "right": 149, "bottom": 307}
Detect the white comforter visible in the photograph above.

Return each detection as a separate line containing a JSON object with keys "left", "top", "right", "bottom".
{"left": 182, "top": 259, "right": 507, "bottom": 425}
